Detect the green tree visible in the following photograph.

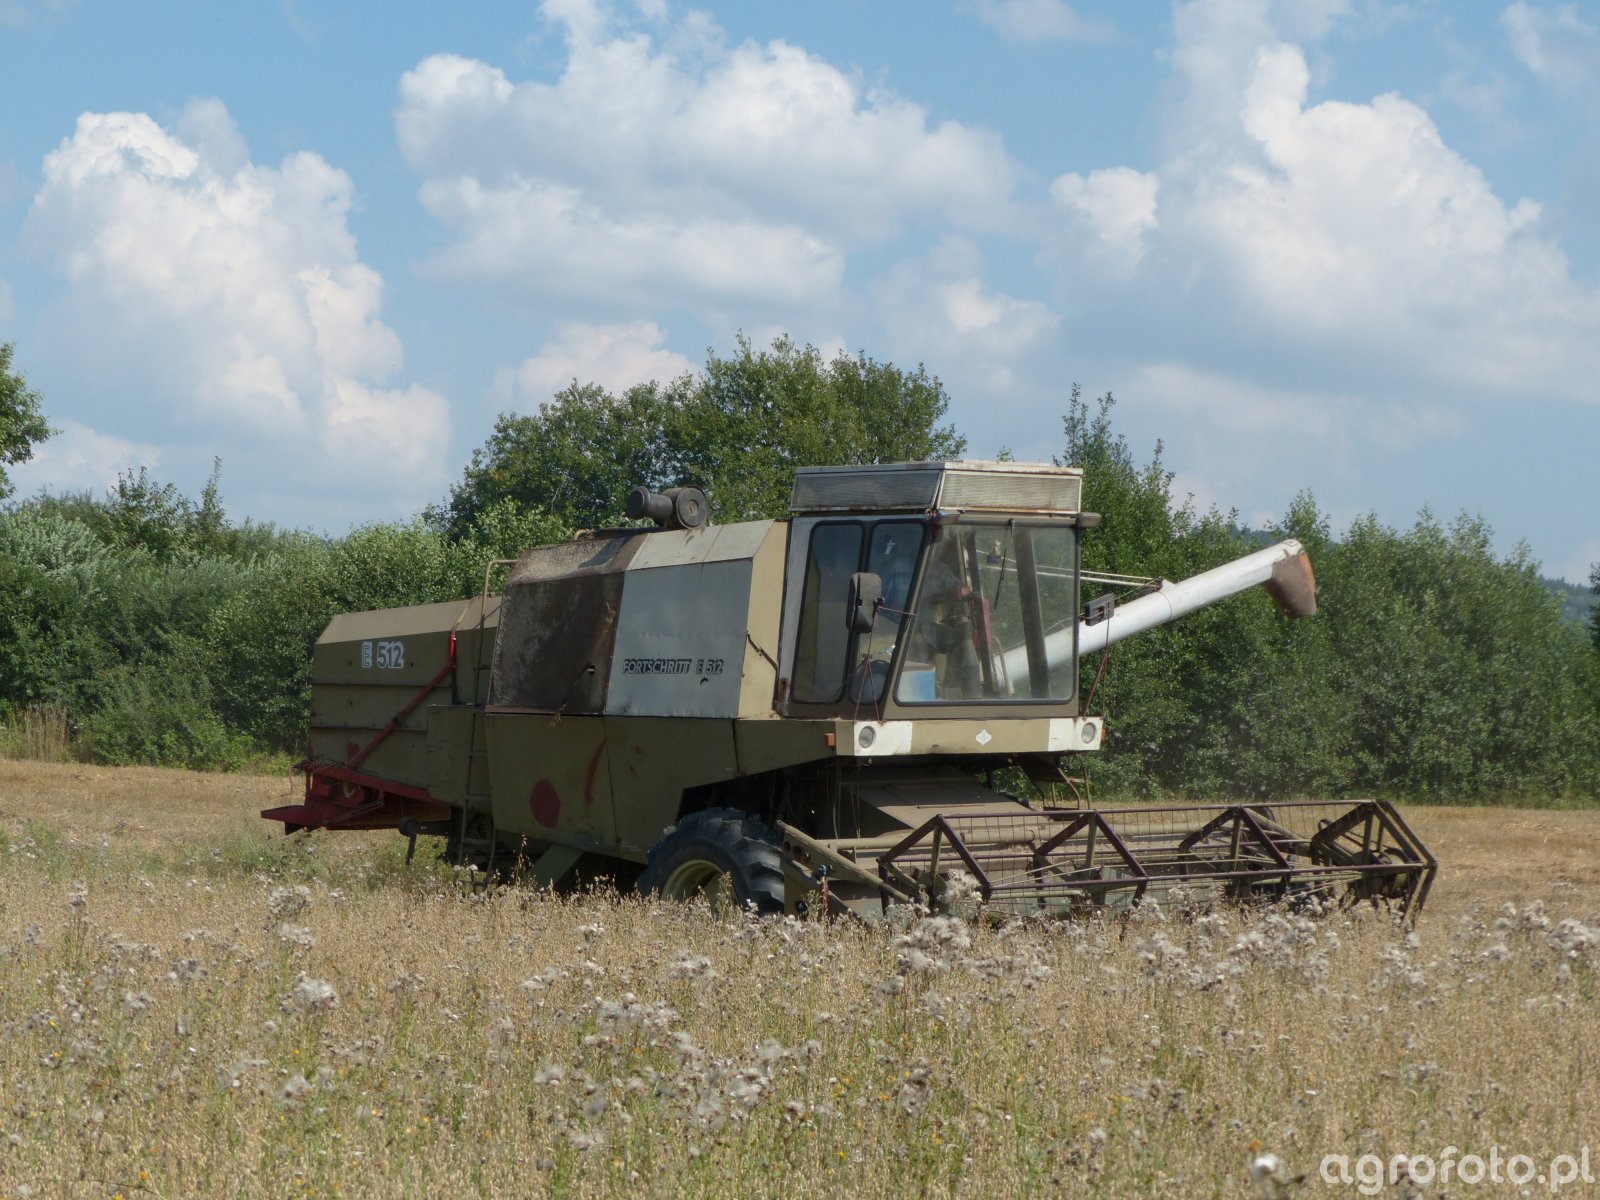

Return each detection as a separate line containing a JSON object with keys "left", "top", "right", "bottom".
{"left": 1060, "top": 386, "right": 1277, "bottom": 798}
{"left": 438, "top": 335, "right": 966, "bottom": 535}
{"left": 437, "top": 381, "right": 681, "bottom": 537}
{"left": 28, "top": 460, "right": 280, "bottom": 563}
{"left": 1591, "top": 561, "right": 1600, "bottom": 653}
{"left": 1060, "top": 385, "right": 1187, "bottom": 576}
{"left": 0, "top": 343, "right": 53, "bottom": 498}
{"left": 0, "top": 506, "right": 117, "bottom": 709}
{"left": 672, "top": 334, "right": 966, "bottom": 522}
{"left": 1057, "top": 388, "right": 1600, "bottom": 803}
{"left": 1321, "top": 512, "right": 1600, "bottom": 800}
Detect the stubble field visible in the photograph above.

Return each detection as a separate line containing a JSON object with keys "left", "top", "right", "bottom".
{"left": 3, "top": 759, "right": 1600, "bottom": 1199}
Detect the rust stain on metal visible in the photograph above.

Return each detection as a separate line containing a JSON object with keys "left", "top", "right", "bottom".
{"left": 529, "top": 780, "right": 561, "bottom": 829}
{"left": 583, "top": 742, "right": 605, "bottom": 806}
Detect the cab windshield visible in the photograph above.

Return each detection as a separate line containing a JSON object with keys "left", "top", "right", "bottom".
{"left": 893, "top": 521, "right": 1078, "bottom": 705}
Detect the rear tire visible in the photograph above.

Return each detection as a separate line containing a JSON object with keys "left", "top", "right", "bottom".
{"left": 637, "top": 808, "right": 785, "bottom": 916}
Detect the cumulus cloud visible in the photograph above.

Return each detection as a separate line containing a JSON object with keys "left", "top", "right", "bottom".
{"left": 960, "top": 0, "right": 1114, "bottom": 43}
{"left": 24, "top": 100, "right": 449, "bottom": 498}
{"left": 12, "top": 419, "right": 162, "bottom": 494}
{"left": 1170, "top": 38, "right": 1600, "bottom": 399}
{"left": 494, "top": 321, "right": 696, "bottom": 403}
{"left": 395, "top": 2, "right": 1019, "bottom": 307}
{"left": 1162, "top": 0, "right": 1351, "bottom": 152}
{"left": 873, "top": 240, "right": 1060, "bottom": 403}
{"left": 1044, "top": 2, "right": 1600, "bottom": 413}
{"left": 1051, "top": 167, "right": 1159, "bottom": 261}
{"left": 1013, "top": 0, "right": 1600, "bottom": 574}
{"left": 416, "top": 176, "right": 841, "bottom": 306}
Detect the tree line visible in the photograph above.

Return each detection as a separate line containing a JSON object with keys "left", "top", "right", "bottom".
{"left": 1, "top": 339, "right": 1597, "bottom": 801}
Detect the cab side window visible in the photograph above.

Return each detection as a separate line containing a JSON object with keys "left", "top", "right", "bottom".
{"left": 792, "top": 523, "right": 864, "bottom": 703}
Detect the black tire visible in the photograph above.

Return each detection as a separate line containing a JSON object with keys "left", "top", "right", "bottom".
{"left": 637, "top": 808, "right": 785, "bottom": 915}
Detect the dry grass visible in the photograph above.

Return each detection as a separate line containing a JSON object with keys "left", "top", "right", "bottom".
{"left": 3, "top": 762, "right": 1600, "bottom": 1198}
{"left": 0, "top": 707, "right": 73, "bottom": 765}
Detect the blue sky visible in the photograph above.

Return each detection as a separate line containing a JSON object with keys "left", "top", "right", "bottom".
{"left": 1, "top": 0, "right": 1596, "bottom": 582}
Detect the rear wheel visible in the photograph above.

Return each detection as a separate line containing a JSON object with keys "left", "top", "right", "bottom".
{"left": 637, "top": 808, "right": 785, "bottom": 915}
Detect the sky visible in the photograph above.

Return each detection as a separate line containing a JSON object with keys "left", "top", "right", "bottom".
{"left": 0, "top": 0, "right": 1596, "bottom": 582}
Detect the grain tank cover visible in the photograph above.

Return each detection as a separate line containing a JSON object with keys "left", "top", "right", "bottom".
{"left": 491, "top": 532, "right": 643, "bottom": 713}
{"left": 789, "top": 460, "right": 1083, "bottom": 515}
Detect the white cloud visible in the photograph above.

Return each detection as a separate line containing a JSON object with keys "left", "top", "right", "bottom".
{"left": 1168, "top": 39, "right": 1600, "bottom": 399}
{"left": 1051, "top": 167, "right": 1159, "bottom": 261}
{"left": 417, "top": 176, "right": 841, "bottom": 306}
{"left": 1043, "top": 5, "right": 1600, "bottom": 416}
{"left": 24, "top": 101, "right": 449, "bottom": 495}
{"left": 494, "top": 321, "right": 696, "bottom": 403}
{"left": 395, "top": 5, "right": 1020, "bottom": 307}
{"left": 873, "top": 240, "right": 1060, "bottom": 401}
{"left": 1504, "top": 2, "right": 1600, "bottom": 97}
{"left": 960, "top": 0, "right": 1114, "bottom": 43}
{"left": 11, "top": 419, "right": 161, "bottom": 495}
{"left": 174, "top": 95, "right": 250, "bottom": 176}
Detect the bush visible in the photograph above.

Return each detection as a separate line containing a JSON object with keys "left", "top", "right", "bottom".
{"left": 78, "top": 644, "right": 257, "bottom": 772}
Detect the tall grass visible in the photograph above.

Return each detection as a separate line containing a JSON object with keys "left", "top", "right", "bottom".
{"left": 0, "top": 704, "right": 73, "bottom": 763}
{"left": 2, "top": 825, "right": 1597, "bottom": 1198}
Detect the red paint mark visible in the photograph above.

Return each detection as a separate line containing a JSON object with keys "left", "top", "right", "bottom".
{"left": 583, "top": 740, "right": 606, "bottom": 807}
{"left": 529, "top": 780, "right": 560, "bottom": 829}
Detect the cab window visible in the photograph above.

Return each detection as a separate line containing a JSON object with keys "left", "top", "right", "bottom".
{"left": 792, "top": 520, "right": 924, "bottom": 705}
{"left": 792, "top": 523, "right": 863, "bottom": 703}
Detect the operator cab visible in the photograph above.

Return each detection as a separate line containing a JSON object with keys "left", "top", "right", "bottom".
{"left": 777, "top": 462, "right": 1098, "bottom": 719}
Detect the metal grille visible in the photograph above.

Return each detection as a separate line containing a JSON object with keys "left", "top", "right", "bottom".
{"left": 790, "top": 466, "right": 944, "bottom": 512}
{"left": 938, "top": 470, "right": 1082, "bottom": 513}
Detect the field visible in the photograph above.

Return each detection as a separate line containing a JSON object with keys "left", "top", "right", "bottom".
{"left": 4, "top": 760, "right": 1600, "bottom": 1198}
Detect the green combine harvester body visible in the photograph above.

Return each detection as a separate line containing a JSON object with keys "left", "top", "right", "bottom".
{"left": 266, "top": 461, "right": 1435, "bottom": 919}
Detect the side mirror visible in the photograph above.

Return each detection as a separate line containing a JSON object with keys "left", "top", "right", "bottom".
{"left": 846, "top": 571, "right": 884, "bottom": 634}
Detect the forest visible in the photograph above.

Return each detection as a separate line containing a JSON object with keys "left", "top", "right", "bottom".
{"left": 2, "top": 337, "right": 1597, "bottom": 802}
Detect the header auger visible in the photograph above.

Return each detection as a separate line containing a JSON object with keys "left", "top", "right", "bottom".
{"left": 265, "top": 461, "right": 1435, "bottom": 921}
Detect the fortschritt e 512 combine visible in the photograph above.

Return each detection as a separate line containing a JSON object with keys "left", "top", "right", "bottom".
{"left": 265, "top": 461, "right": 1436, "bottom": 919}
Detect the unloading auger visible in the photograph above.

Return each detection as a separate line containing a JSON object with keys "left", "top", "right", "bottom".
{"left": 265, "top": 461, "right": 1436, "bottom": 922}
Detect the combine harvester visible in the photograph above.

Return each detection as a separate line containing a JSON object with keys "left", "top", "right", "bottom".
{"left": 265, "top": 461, "right": 1435, "bottom": 920}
